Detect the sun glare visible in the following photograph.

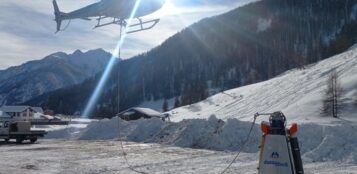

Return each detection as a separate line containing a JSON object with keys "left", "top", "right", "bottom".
{"left": 147, "top": 0, "right": 181, "bottom": 18}
{"left": 82, "top": 0, "right": 143, "bottom": 118}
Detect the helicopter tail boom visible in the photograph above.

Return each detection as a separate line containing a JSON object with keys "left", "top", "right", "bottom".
{"left": 53, "top": 0, "right": 67, "bottom": 33}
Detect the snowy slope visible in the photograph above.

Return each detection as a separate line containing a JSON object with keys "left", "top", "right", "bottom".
{"left": 169, "top": 47, "right": 357, "bottom": 124}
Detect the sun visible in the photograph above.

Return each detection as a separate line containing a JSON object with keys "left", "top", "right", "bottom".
{"left": 146, "top": 0, "right": 181, "bottom": 18}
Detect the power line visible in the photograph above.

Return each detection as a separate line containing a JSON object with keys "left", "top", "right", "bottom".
{"left": 116, "top": 25, "right": 149, "bottom": 174}
{"left": 220, "top": 116, "right": 257, "bottom": 174}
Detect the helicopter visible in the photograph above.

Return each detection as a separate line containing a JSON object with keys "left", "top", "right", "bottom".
{"left": 53, "top": 0, "right": 165, "bottom": 33}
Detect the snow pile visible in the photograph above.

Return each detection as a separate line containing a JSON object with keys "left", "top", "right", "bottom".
{"left": 298, "top": 123, "right": 357, "bottom": 163}
{"left": 46, "top": 115, "right": 357, "bottom": 164}
{"left": 79, "top": 117, "right": 166, "bottom": 141}
{"left": 149, "top": 116, "right": 260, "bottom": 152}
{"left": 48, "top": 116, "right": 260, "bottom": 152}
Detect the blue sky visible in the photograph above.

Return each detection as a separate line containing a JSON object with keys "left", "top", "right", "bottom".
{"left": 0, "top": 0, "right": 254, "bottom": 69}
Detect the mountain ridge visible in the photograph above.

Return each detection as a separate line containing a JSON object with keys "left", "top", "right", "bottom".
{"left": 0, "top": 48, "right": 113, "bottom": 105}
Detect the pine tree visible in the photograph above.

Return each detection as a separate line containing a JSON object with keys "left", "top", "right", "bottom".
{"left": 58, "top": 100, "right": 63, "bottom": 115}
{"left": 181, "top": 84, "right": 193, "bottom": 106}
{"left": 174, "top": 97, "right": 181, "bottom": 109}
{"left": 322, "top": 70, "right": 343, "bottom": 118}
{"left": 162, "top": 99, "right": 169, "bottom": 112}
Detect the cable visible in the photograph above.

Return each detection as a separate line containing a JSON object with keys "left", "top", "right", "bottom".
{"left": 220, "top": 116, "right": 258, "bottom": 174}
{"left": 119, "top": 140, "right": 149, "bottom": 174}
{"left": 59, "top": 19, "right": 71, "bottom": 32}
{"left": 66, "top": 115, "right": 72, "bottom": 139}
{"left": 116, "top": 25, "right": 149, "bottom": 174}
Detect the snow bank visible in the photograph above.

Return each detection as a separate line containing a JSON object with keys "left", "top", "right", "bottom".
{"left": 49, "top": 116, "right": 260, "bottom": 152}
{"left": 79, "top": 117, "right": 166, "bottom": 141}
{"left": 46, "top": 116, "right": 357, "bottom": 164}
{"left": 149, "top": 116, "right": 260, "bottom": 152}
{"left": 299, "top": 123, "right": 357, "bottom": 163}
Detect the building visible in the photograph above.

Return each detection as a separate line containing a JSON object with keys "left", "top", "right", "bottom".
{"left": 118, "top": 107, "right": 170, "bottom": 121}
{"left": 0, "top": 110, "right": 11, "bottom": 136}
{"left": 0, "top": 110, "right": 11, "bottom": 118}
{"left": 0, "top": 106, "right": 43, "bottom": 121}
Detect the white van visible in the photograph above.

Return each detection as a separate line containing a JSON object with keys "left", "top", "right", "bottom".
{"left": 0, "top": 117, "right": 46, "bottom": 143}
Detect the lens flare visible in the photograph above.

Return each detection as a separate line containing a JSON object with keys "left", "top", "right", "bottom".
{"left": 82, "top": 0, "right": 142, "bottom": 118}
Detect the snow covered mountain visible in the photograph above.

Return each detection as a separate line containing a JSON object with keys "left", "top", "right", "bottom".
{"left": 170, "top": 45, "right": 357, "bottom": 124}
{"left": 0, "top": 49, "right": 112, "bottom": 105}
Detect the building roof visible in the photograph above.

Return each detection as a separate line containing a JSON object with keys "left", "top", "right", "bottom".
{"left": 132, "top": 107, "right": 162, "bottom": 117}
{"left": 32, "top": 107, "right": 44, "bottom": 113}
{"left": 0, "top": 106, "right": 44, "bottom": 113}
{"left": 0, "top": 105, "right": 31, "bottom": 113}
{"left": 119, "top": 107, "right": 164, "bottom": 118}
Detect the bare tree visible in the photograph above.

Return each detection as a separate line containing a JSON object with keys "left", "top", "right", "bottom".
{"left": 322, "top": 70, "right": 343, "bottom": 118}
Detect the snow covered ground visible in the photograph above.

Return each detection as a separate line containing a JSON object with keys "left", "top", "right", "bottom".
{"left": 1, "top": 140, "right": 357, "bottom": 174}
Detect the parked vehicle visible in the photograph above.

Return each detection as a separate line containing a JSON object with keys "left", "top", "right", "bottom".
{"left": 0, "top": 118, "right": 46, "bottom": 143}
